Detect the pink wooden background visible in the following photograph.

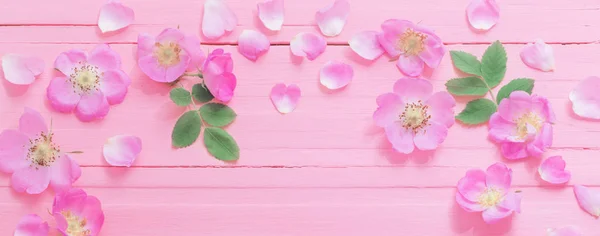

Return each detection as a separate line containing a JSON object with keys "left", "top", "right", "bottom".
{"left": 1, "top": 0, "right": 600, "bottom": 235}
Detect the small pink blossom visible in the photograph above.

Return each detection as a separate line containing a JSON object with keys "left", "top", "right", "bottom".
{"left": 103, "top": 135, "right": 142, "bottom": 167}
{"left": 270, "top": 83, "right": 301, "bottom": 114}
{"left": 137, "top": 28, "right": 205, "bottom": 83}
{"left": 0, "top": 108, "right": 81, "bottom": 194}
{"left": 466, "top": 0, "right": 500, "bottom": 31}
{"left": 203, "top": 49, "right": 237, "bottom": 102}
{"left": 238, "top": 30, "right": 270, "bottom": 61}
{"left": 290, "top": 32, "right": 327, "bottom": 61}
{"left": 547, "top": 226, "right": 582, "bottom": 236}
{"left": 349, "top": 31, "right": 384, "bottom": 60}
{"left": 53, "top": 188, "right": 104, "bottom": 236}
{"left": 570, "top": 76, "right": 600, "bottom": 119}
{"left": 14, "top": 214, "right": 49, "bottom": 236}
{"left": 520, "top": 39, "right": 555, "bottom": 72}
{"left": 97, "top": 0, "right": 134, "bottom": 33}
{"left": 2, "top": 54, "right": 44, "bottom": 85}
{"left": 538, "top": 156, "right": 571, "bottom": 184}
{"left": 373, "top": 78, "right": 455, "bottom": 153}
{"left": 573, "top": 185, "right": 600, "bottom": 218}
{"left": 202, "top": 0, "right": 238, "bottom": 39}
{"left": 257, "top": 0, "right": 284, "bottom": 31}
{"left": 320, "top": 61, "right": 353, "bottom": 90}
{"left": 315, "top": 0, "right": 350, "bottom": 37}
{"left": 488, "top": 91, "right": 555, "bottom": 159}
{"left": 48, "top": 44, "right": 131, "bottom": 122}
{"left": 456, "top": 162, "right": 522, "bottom": 224}
{"left": 377, "top": 19, "right": 445, "bottom": 77}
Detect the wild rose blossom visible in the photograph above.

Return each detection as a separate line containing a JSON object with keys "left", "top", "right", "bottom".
{"left": 47, "top": 44, "right": 131, "bottom": 122}
{"left": 488, "top": 91, "right": 555, "bottom": 159}
{"left": 53, "top": 188, "right": 105, "bottom": 236}
{"left": 456, "top": 162, "right": 522, "bottom": 224}
{"left": 377, "top": 19, "right": 445, "bottom": 77}
{"left": 0, "top": 108, "right": 81, "bottom": 194}
{"left": 203, "top": 49, "right": 237, "bottom": 102}
{"left": 373, "top": 78, "right": 455, "bottom": 154}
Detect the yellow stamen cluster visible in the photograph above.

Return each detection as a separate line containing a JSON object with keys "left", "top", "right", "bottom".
{"left": 62, "top": 211, "right": 91, "bottom": 236}
{"left": 515, "top": 112, "right": 543, "bottom": 139}
{"left": 26, "top": 132, "right": 60, "bottom": 169}
{"left": 396, "top": 28, "right": 427, "bottom": 56}
{"left": 69, "top": 63, "right": 101, "bottom": 94}
{"left": 477, "top": 187, "right": 503, "bottom": 208}
{"left": 400, "top": 100, "right": 431, "bottom": 134}
{"left": 154, "top": 42, "right": 182, "bottom": 67}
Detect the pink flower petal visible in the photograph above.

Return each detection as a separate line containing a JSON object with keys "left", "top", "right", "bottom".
{"left": 88, "top": 44, "right": 122, "bottom": 72}
{"left": 466, "top": 0, "right": 500, "bottom": 31}
{"left": 19, "top": 107, "right": 48, "bottom": 139}
{"left": 46, "top": 77, "right": 82, "bottom": 113}
{"left": 320, "top": 61, "right": 353, "bottom": 90}
{"left": 257, "top": 0, "right": 284, "bottom": 31}
{"left": 290, "top": 32, "right": 327, "bottom": 61}
{"left": 457, "top": 169, "right": 487, "bottom": 201}
{"left": 180, "top": 35, "right": 206, "bottom": 71}
{"left": 103, "top": 135, "right": 142, "bottom": 167}
{"left": 97, "top": 0, "right": 134, "bottom": 33}
{"left": 413, "top": 122, "right": 448, "bottom": 151}
{"left": 384, "top": 122, "right": 415, "bottom": 154}
{"left": 373, "top": 94, "right": 403, "bottom": 128}
{"left": 348, "top": 31, "right": 384, "bottom": 60}
{"left": 498, "top": 191, "right": 522, "bottom": 213}
{"left": 538, "top": 156, "right": 571, "bottom": 184}
{"left": 378, "top": 19, "right": 412, "bottom": 57}
{"left": 270, "top": 83, "right": 301, "bottom": 114}
{"left": 0, "top": 129, "right": 29, "bottom": 173}
{"left": 1, "top": 54, "right": 44, "bottom": 85}
{"left": 547, "top": 226, "right": 582, "bottom": 236}
{"left": 238, "top": 30, "right": 270, "bottom": 61}
{"left": 393, "top": 78, "right": 433, "bottom": 103}
{"left": 482, "top": 205, "right": 513, "bottom": 224}
{"left": 573, "top": 185, "right": 600, "bottom": 218}
{"left": 49, "top": 154, "right": 81, "bottom": 193}
{"left": 455, "top": 192, "right": 485, "bottom": 212}
{"left": 205, "top": 72, "right": 237, "bottom": 103}
{"left": 570, "top": 76, "right": 600, "bottom": 119}
{"left": 426, "top": 92, "right": 456, "bottom": 128}
{"left": 202, "top": 0, "right": 238, "bottom": 39}
{"left": 315, "top": 0, "right": 350, "bottom": 37}
{"left": 100, "top": 70, "right": 130, "bottom": 105}
{"left": 520, "top": 39, "right": 555, "bottom": 72}
{"left": 396, "top": 55, "right": 425, "bottom": 77}
{"left": 14, "top": 214, "right": 49, "bottom": 236}
{"left": 485, "top": 162, "right": 512, "bottom": 193}
{"left": 11, "top": 166, "right": 50, "bottom": 194}
{"left": 54, "top": 49, "right": 87, "bottom": 76}
{"left": 75, "top": 90, "right": 110, "bottom": 122}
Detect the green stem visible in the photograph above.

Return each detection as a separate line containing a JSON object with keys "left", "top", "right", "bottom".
{"left": 478, "top": 76, "right": 498, "bottom": 106}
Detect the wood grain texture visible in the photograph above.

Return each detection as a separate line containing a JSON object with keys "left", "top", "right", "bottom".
{"left": 0, "top": 0, "right": 599, "bottom": 235}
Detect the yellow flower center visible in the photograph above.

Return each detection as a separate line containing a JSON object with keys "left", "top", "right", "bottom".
{"left": 396, "top": 28, "right": 427, "bottom": 56}
{"left": 69, "top": 63, "right": 101, "bottom": 94}
{"left": 26, "top": 132, "right": 60, "bottom": 169}
{"left": 400, "top": 101, "right": 431, "bottom": 134}
{"left": 62, "top": 211, "right": 91, "bottom": 236}
{"left": 477, "top": 188, "right": 503, "bottom": 208}
{"left": 154, "top": 42, "right": 182, "bottom": 67}
{"left": 515, "top": 112, "right": 543, "bottom": 140}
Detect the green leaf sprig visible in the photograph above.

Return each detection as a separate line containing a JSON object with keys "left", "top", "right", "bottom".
{"left": 446, "top": 41, "right": 535, "bottom": 125}
{"left": 170, "top": 74, "right": 240, "bottom": 161}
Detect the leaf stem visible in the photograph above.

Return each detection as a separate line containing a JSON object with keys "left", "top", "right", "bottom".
{"left": 478, "top": 76, "right": 498, "bottom": 106}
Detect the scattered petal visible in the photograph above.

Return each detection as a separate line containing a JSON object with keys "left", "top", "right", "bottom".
{"left": 573, "top": 185, "right": 600, "bottom": 218}
{"left": 538, "top": 156, "right": 571, "bottom": 184}
{"left": 520, "top": 39, "right": 555, "bottom": 72}
{"left": 547, "top": 226, "right": 582, "bottom": 236}
{"left": 14, "top": 214, "right": 49, "bottom": 236}
{"left": 466, "top": 0, "right": 500, "bottom": 31}
{"left": 270, "top": 83, "right": 301, "bottom": 114}
{"left": 2, "top": 54, "right": 44, "bottom": 85}
{"left": 320, "top": 61, "right": 353, "bottom": 90}
{"left": 257, "top": 0, "right": 284, "bottom": 31}
{"left": 103, "top": 135, "right": 142, "bottom": 167}
{"left": 315, "top": 0, "right": 350, "bottom": 37}
{"left": 202, "top": 0, "right": 238, "bottom": 39}
{"left": 98, "top": 0, "right": 135, "bottom": 33}
{"left": 290, "top": 32, "right": 327, "bottom": 60}
{"left": 348, "top": 31, "right": 384, "bottom": 60}
{"left": 238, "top": 30, "right": 270, "bottom": 61}
{"left": 570, "top": 76, "right": 600, "bottom": 119}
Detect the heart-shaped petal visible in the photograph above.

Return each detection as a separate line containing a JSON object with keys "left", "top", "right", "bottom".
{"left": 290, "top": 32, "right": 327, "bottom": 60}
{"left": 238, "top": 30, "right": 270, "bottom": 61}
{"left": 315, "top": 0, "right": 350, "bottom": 37}
{"left": 570, "top": 76, "right": 600, "bottom": 119}
{"left": 1, "top": 54, "right": 44, "bottom": 85}
{"left": 573, "top": 185, "right": 600, "bottom": 218}
{"left": 547, "top": 226, "right": 582, "bottom": 236}
{"left": 349, "top": 31, "right": 384, "bottom": 60}
{"left": 538, "top": 156, "right": 571, "bottom": 184}
{"left": 270, "top": 83, "right": 301, "bottom": 114}
{"left": 320, "top": 61, "right": 353, "bottom": 90}
{"left": 103, "top": 135, "right": 142, "bottom": 167}
{"left": 98, "top": 0, "right": 135, "bottom": 33}
{"left": 14, "top": 214, "right": 49, "bottom": 236}
{"left": 202, "top": 0, "right": 238, "bottom": 39}
{"left": 466, "top": 0, "right": 500, "bottom": 31}
{"left": 520, "top": 39, "right": 555, "bottom": 72}
{"left": 257, "top": 0, "right": 284, "bottom": 31}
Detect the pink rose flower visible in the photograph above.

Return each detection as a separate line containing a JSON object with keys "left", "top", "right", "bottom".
{"left": 377, "top": 19, "right": 445, "bottom": 77}
{"left": 456, "top": 162, "right": 522, "bottom": 224}
{"left": 48, "top": 44, "right": 131, "bottom": 122}
{"left": 0, "top": 108, "right": 81, "bottom": 194}
{"left": 373, "top": 78, "right": 455, "bottom": 154}
{"left": 488, "top": 91, "right": 555, "bottom": 159}
{"left": 137, "top": 28, "right": 205, "bottom": 83}
{"left": 53, "top": 188, "right": 105, "bottom": 236}
{"left": 202, "top": 49, "right": 237, "bottom": 102}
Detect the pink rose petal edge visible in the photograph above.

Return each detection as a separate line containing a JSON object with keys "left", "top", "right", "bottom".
{"left": 520, "top": 39, "right": 555, "bottom": 72}
{"left": 257, "top": 0, "right": 284, "bottom": 31}
{"left": 103, "top": 135, "right": 142, "bottom": 167}
{"left": 349, "top": 31, "right": 384, "bottom": 60}
{"left": 14, "top": 214, "right": 49, "bottom": 236}
{"left": 573, "top": 185, "right": 600, "bottom": 218}
{"left": 2, "top": 54, "right": 45, "bottom": 85}
{"left": 320, "top": 61, "right": 353, "bottom": 90}
{"left": 202, "top": 0, "right": 238, "bottom": 39}
{"left": 98, "top": 0, "right": 135, "bottom": 33}
{"left": 538, "top": 156, "right": 571, "bottom": 184}
{"left": 290, "top": 32, "right": 327, "bottom": 61}
{"left": 570, "top": 76, "right": 600, "bottom": 119}
{"left": 270, "top": 83, "right": 301, "bottom": 114}
{"left": 315, "top": 0, "right": 350, "bottom": 37}
{"left": 238, "top": 30, "right": 271, "bottom": 61}
{"left": 466, "top": 0, "right": 500, "bottom": 31}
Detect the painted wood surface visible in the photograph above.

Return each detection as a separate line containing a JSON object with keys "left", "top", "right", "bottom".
{"left": 0, "top": 0, "right": 599, "bottom": 235}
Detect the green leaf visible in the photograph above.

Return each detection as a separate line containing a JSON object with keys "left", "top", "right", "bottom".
{"left": 172, "top": 111, "right": 202, "bottom": 148}
{"left": 199, "top": 103, "right": 237, "bottom": 127}
{"left": 456, "top": 98, "right": 498, "bottom": 125}
{"left": 496, "top": 78, "right": 535, "bottom": 104}
{"left": 170, "top": 87, "right": 192, "bottom": 106}
{"left": 480, "top": 41, "right": 507, "bottom": 88}
{"left": 450, "top": 51, "right": 482, "bottom": 76}
{"left": 192, "top": 83, "right": 214, "bottom": 103}
{"left": 445, "top": 77, "right": 489, "bottom": 96}
{"left": 204, "top": 127, "right": 240, "bottom": 161}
